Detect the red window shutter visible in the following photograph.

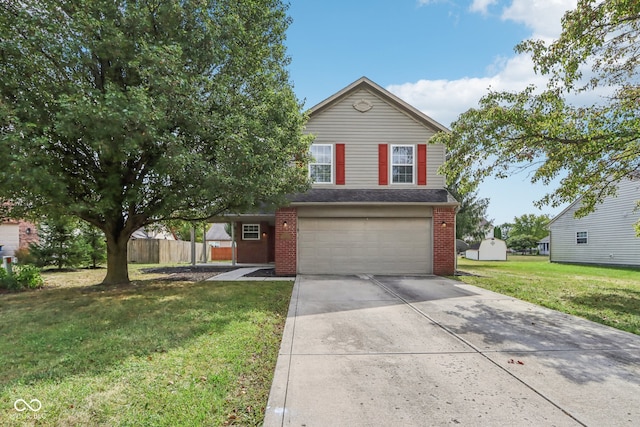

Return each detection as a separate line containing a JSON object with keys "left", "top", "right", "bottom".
{"left": 417, "top": 144, "right": 427, "bottom": 185}
{"left": 378, "top": 144, "right": 388, "bottom": 185}
{"left": 336, "top": 144, "right": 345, "bottom": 185}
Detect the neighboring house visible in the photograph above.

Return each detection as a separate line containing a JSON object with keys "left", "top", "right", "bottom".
{"left": 480, "top": 218, "right": 495, "bottom": 239}
{"left": 538, "top": 236, "right": 550, "bottom": 255}
{"left": 130, "top": 227, "right": 176, "bottom": 240}
{"left": 206, "top": 223, "right": 233, "bottom": 261}
{"left": 206, "top": 223, "right": 232, "bottom": 248}
{"left": 211, "top": 77, "right": 458, "bottom": 276}
{"left": 548, "top": 178, "right": 640, "bottom": 267}
{"left": 0, "top": 219, "right": 39, "bottom": 258}
{"left": 465, "top": 238, "right": 507, "bottom": 261}
{"left": 461, "top": 218, "right": 493, "bottom": 242}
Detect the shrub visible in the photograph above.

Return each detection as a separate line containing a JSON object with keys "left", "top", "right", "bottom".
{"left": 0, "top": 267, "right": 19, "bottom": 290}
{"left": 14, "top": 247, "right": 36, "bottom": 265}
{"left": 0, "top": 265, "right": 44, "bottom": 291}
{"left": 15, "top": 265, "right": 44, "bottom": 289}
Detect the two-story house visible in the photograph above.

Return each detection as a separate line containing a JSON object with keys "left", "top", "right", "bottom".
{"left": 219, "top": 77, "right": 458, "bottom": 276}
{"left": 548, "top": 177, "right": 640, "bottom": 267}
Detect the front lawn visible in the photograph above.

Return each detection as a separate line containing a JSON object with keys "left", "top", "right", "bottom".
{"left": 455, "top": 255, "right": 640, "bottom": 335}
{"left": 0, "top": 266, "right": 293, "bottom": 426}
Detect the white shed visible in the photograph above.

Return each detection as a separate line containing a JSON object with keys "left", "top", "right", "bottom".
{"left": 465, "top": 238, "right": 507, "bottom": 261}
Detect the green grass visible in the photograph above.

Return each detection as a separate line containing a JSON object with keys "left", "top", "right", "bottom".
{"left": 0, "top": 266, "right": 293, "bottom": 426}
{"left": 455, "top": 255, "right": 640, "bottom": 335}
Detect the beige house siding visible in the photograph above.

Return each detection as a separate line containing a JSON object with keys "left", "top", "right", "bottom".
{"left": 549, "top": 178, "right": 640, "bottom": 266}
{"left": 306, "top": 88, "right": 446, "bottom": 189}
{"left": 0, "top": 223, "right": 20, "bottom": 256}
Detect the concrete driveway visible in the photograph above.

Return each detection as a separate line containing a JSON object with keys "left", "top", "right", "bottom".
{"left": 264, "top": 275, "right": 640, "bottom": 426}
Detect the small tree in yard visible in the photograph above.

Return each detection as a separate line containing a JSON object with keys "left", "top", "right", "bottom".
{"left": 510, "top": 214, "right": 550, "bottom": 242}
{"left": 30, "top": 217, "right": 86, "bottom": 269}
{"left": 0, "top": 1, "right": 312, "bottom": 284}
{"left": 79, "top": 222, "right": 107, "bottom": 269}
{"left": 447, "top": 172, "right": 491, "bottom": 243}
{"left": 493, "top": 227, "right": 502, "bottom": 240}
{"left": 506, "top": 235, "right": 539, "bottom": 255}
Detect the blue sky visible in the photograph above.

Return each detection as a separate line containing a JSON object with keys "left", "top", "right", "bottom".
{"left": 285, "top": 0, "right": 579, "bottom": 226}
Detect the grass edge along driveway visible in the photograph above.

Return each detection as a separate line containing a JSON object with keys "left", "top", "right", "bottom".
{"left": 0, "top": 268, "right": 293, "bottom": 426}
{"left": 454, "top": 255, "right": 640, "bottom": 336}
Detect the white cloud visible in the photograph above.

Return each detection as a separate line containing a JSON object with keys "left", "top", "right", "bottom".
{"left": 501, "top": 0, "right": 576, "bottom": 39}
{"left": 390, "top": 1, "right": 605, "bottom": 224}
{"left": 387, "top": 54, "right": 548, "bottom": 126}
{"left": 469, "top": 0, "right": 498, "bottom": 15}
{"left": 387, "top": 0, "right": 581, "bottom": 126}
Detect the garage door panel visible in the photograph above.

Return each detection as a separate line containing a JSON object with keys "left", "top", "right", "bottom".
{"left": 298, "top": 218, "right": 431, "bottom": 274}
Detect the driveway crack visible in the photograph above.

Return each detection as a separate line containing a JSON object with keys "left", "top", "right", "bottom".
{"left": 366, "top": 274, "right": 588, "bottom": 427}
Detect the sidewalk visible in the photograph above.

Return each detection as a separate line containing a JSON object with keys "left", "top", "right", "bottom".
{"left": 206, "top": 266, "right": 294, "bottom": 281}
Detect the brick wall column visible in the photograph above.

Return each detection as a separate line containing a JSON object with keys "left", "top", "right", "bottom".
{"left": 433, "top": 207, "right": 456, "bottom": 276}
{"left": 275, "top": 207, "right": 297, "bottom": 276}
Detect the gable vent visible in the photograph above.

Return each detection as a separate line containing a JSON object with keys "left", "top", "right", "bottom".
{"left": 353, "top": 99, "right": 373, "bottom": 113}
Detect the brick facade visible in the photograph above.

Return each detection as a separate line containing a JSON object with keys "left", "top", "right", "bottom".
{"left": 234, "top": 221, "right": 272, "bottom": 264}
{"left": 275, "top": 207, "right": 297, "bottom": 276}
{"left": 19, "top": 220, "right": 39, "bottom": 249}
{"left": 433, "top": 207, "right": 456, "bottom": 276}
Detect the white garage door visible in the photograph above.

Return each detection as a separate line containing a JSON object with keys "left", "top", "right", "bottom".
{"left": 298, "top": 217, "right": 431, "bottom": 274}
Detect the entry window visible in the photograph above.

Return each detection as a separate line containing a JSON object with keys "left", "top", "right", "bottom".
{"left": 576, "top": 231, "right": 588, "bottom": 245}
{"left": 391, "top": 145, "right": 414, "bottom": 184}
{"left": 310, "top": 144, "right": 333, "bottom": 184}
{"left": 242, "top": 224, "right": 260, "bottom": 240}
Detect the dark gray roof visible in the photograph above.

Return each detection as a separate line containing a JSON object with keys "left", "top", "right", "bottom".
{"left": 206, "top": 223, "right": 231, "bottom": 241}
{"left": 289, "top": 188, "right": 458, "bottom": 204}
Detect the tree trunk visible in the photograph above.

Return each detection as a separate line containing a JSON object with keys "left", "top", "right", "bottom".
{"left": 103, "top": 231, "right": 130, "bottom": 284}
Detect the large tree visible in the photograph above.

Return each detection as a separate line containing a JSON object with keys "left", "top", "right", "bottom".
{"left": 509, "top": 213, "right": 551, "bottom": 242}
{"left": 0, "top": 0, "right": 311, "bottom": 284}
{"left": 446, "top": 177, "right": 490, "bottom": 243}
{"left": 433, "top": 0, "right": 640, "bottom": 225}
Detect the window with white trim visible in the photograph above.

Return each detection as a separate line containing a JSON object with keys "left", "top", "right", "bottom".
{"left": 391, "top": 145, "right": 414, "bottom": 184}
{"left": 242, "top": 224, "right": 260, "bottom": 240}
{"left": 576, "top": 231, "right": 588, "bottom": 245}
{"left": 309, "top": 144, "right": 333, "bottom": 183}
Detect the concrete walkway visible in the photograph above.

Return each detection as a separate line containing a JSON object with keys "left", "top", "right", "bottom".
{"left": 206, "top": 266, "right": 294, "bottom": 281}
{"left": 206, "top": 267, "right": 264, "bottom": 281}
{"left": 264, "top": 275, "right": 640, "bottom": 426}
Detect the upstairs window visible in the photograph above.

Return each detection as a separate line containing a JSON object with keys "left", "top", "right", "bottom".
{"left": 576, "top": 231, "right": 588, "bottom": 245}
{"left": 391, "top": 145, "right": 414, "bottom": 184}
{"left": 310, "top": 144, "right": 333, "bottom": 184}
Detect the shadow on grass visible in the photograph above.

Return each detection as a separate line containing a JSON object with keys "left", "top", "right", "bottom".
{"left": 0, "top": 279, "right": 292, "bottom": 389}
{"left": 564, "top": 288, "right": 640, "bottom": 334}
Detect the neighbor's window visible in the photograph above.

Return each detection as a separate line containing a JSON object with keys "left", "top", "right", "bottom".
{"left": 576, "top": 231, "right": 588, "bottom": 245}
{"left": 242, "top": 224, "right": 260, "bottom": 240}
{"left": 391, "top": 145, "right": 414, "bottom": 184}
{"left": 309, "top": 144, "right": 333, "bottom": 183}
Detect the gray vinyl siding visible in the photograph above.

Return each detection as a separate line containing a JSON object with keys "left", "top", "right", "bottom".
{"left": 549, "top": 179, "right": 640, "bottom": 266}
{"left": 306, "top": 88, "right": 446, "bottom": 189}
